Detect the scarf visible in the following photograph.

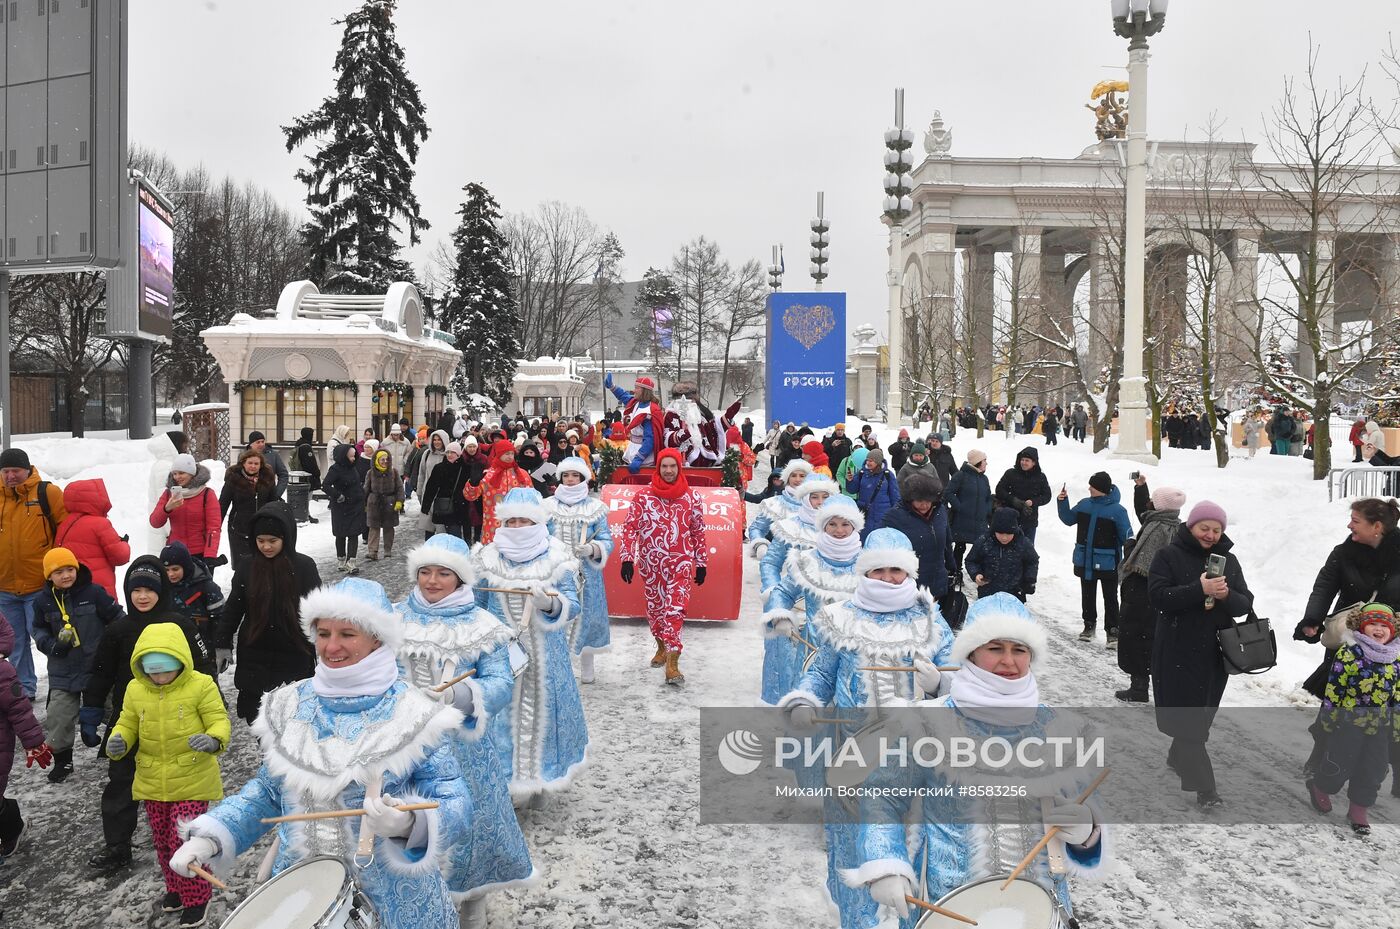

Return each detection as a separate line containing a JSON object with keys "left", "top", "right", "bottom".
{"left": 816, "top": 531, "right": 862, "bottom": 563}
{"left": 1121, "top": 509, "right": 1180, "bottom": 577}
{"left": 1353, "top": 633, "right": 1400, "bottom": 665}
{"left": 949, "top": 660, "right": 1040, "bottom": 726}
{"left": 852, "top": 576, "right": 919, "bottom": 613}
{"left": 802, "top": 441, "right": 829, "bottom": 470}
{"left": 553, "top": 481, "right": 590, "bottom": 506}
{"left": 407, "top": 584, "right": 476, "bottom": 613}
{"left": 649, "top": 450, "right": 691, "bottom": 501}
{"left": 496, "top": 523, "right": 551, "bottom": 563}
{"left": 797, "top": 499, "right": 821, "bottom": 527}
{"left": 311, "top": 645, "right": 399, "bottom": 698}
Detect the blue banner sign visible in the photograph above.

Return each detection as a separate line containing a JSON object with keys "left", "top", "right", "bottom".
{"left": 765, "top": 292, "right": 846, "bottom": 429}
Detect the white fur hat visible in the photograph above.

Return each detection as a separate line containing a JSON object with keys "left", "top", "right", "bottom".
{"left": 815, "top": 496, "right": 865, "bottom": 535}
{"left": 798, "top": 475, "right": 839, "bottom": 501}
{"left": 406, "top": 534, "right": 475, "bottom": 586}
{"left": 949, "top": 592, "right": 1048, "bottom": 672}
{"left": 854, "top": 527, "right": 920, "bottom": 580}
{"left": 495, "top": 487, "right": 547, "bottom": 525}
{"left": 557, "top": 456, "right": 592, "bottom": 480}
{"left": 299, "top": 577, "right": 403, "bottom": 652}
{"left": 363, "top": 439, "right": 380, "bottom": 453}
{"left": 780, "top": 459, "right": 814, "bottom": 482}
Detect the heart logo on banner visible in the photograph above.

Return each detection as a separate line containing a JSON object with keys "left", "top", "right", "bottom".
{"left": 782, "top": 303, "right": 836, "bottom": 350}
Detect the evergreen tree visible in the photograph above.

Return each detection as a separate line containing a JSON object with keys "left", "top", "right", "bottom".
{"left": 1367, "top": 337, "right": 1400, "bottom": 425}
{"left": 632, "top": 267, "right": 679, "bottom": 368}
{"left": 284, "top": 0, "right": 429, "bottom": 294}
{"left": 438, "top": 183, "right": 521, "bottom": 405}
{"left": 1251, "top": 337, "right": 1300, "bottom": 410}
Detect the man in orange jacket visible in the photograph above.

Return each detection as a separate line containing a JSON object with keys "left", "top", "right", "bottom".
{"left": 0, "top": 447, "right": 68, "bottom": 698}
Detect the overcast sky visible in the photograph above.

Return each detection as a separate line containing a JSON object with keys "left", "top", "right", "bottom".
{"left": 131, "top": 1, "right": 1396, "bottom": 352}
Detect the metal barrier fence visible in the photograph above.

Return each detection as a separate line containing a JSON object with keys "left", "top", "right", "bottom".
{"left": 1328, "top": 467, "right": 1400, "bottom": 502}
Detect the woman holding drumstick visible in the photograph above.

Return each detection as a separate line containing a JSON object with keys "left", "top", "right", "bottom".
{"left": 169, "top": 577, "right": 472, "bottom": 929}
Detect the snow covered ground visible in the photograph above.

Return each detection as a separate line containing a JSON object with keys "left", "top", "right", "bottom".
{"left": 0, "top": 424, "right": 1396, "bottom": 927}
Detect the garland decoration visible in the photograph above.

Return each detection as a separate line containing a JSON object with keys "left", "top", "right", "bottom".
{"left": 232, "top": 379, "right": 358, "bottom": 394}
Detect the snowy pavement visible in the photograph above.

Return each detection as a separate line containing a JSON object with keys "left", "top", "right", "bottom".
{"left": 0, "top": 427, "right": 1397, "bottom": 927}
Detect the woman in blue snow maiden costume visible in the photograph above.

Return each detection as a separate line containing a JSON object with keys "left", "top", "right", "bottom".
{"left": 397, "top": 533, "right": 535, "bottom": 928}
{"left": 170, "top": 577, "right": 472, "bottom": 929}
{"left": 756, "top": 480, "right": 845, "bottom": 705}
{"left": 780, "top": 527, "right": 956, "bottom": 929}
{"left": 845, "top": 592, "right": 1107, "bottom": 929}
{"left": 747, "top": 459, "right": 813, "bottom": 556}
{"left": 473, "top": 487, "right": 587, "bottom": 806}
{"left": 541, "top": 456, "right": 613, "bottom": 685}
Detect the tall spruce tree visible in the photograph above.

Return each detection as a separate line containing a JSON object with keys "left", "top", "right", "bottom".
{"left": 284, "top": 0, "right": 429, "bottom": 293}
{"left": 439, "top": 183, "right": 521, "bottom": 404}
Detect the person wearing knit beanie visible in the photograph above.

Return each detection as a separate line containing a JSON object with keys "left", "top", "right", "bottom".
{"left": 170, "top": 454, "right": 198, "bottom": 477}
{"left": 965, "top": 449, "right": 986, "bottom": 467}
{"left": 1150, "top": 487, "right": 1186, "bottom": 512}
{"left": 1058, "top": 471, "right": 1134, "bottom": 645}
{"left": 1186, "top": 500, "right": 1227, "bottom": 530}
{"left": 43, "top": 546, "right": 79, "bottom": 579}
{"left": 1088, "top": 471, "right": 1113, "bottom": 496}
{"left": 0, "top": 447, "right": 32, "bottom": 471}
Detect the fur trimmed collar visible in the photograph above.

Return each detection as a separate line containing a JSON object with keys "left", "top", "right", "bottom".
{"left": 771, "top": 515, "right": 818, "bottom": 549}
{"left": 808, "top": 592, "right": 944, "bottom": 663}
{"left": 542, "top": 496, "right": 607, "bottom": 525}
{"left": 761, "top": 495, "right": 800, "bottom": 522}
{"left": 396, "top": 603, "right": 515, "bottom": 664}
{"left": 473, "top": 537, "right": 580, "bottom": 590}
{"left": 252, "top": 680, "right": 464, "bottom": 803}
{"left": 784, "top": 549, "right": 859, "bottom": 602}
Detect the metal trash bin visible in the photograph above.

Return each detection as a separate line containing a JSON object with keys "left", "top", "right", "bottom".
{"left": 287, "top": 471, "right": 313, "bottom": 525}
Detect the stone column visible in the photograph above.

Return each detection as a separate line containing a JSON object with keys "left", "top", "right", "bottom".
{"left": 918, "top": 224, "right": 959, "bottom": 401}
{"left": 1039, "top": 248, "right": 1068, "bottom": 405}
{"left": 1376, "top": 234, "right": 1400, "bottom": 323}
{"left": 1223, "top": 232, "right": 1260, "bottom": 386}
{"left": 1011, "top": 227, "right": 1043, "bottom": 404}
{"left": 963, "top": 245, "right": 997, "bottom": 404}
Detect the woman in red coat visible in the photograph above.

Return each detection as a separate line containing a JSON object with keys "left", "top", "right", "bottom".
{"left": 54, "top": 479, "right": 131, "bottom": 600}
{"left": 464, "top": 439, "right": 532, "bottom": 545}
{"left": 617, "top": 448, "right": 708, "bottom": 685}
{"left": 149, "top": 453, "right": 222, "bottom": 568}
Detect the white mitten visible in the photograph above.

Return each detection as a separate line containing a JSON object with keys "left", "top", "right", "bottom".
{"left": 362, "top": 793, "right": 414, "bottom": 838}
{"left": 751, "top": 539, "right": 770, "bottom": 561}
{"left": 170, "top": 836, "right": 219, "bottom": 878}
{"left": 868, "top": 874, "right": 913, "bottom": 917}
{"left": 437, "top": 680, "right": 476, "bottom": 717}
{"left": 573, "top": 543, "right": 599, "bottom": 560}
{"left": 913, "top": 657, "right": 941, "bottom": 696}
{"left": 771, "top": 615, "right": 796, "bottom": 638}
{"left": 531, "top": 589, "right": 557, "bottom": 613}
{"left": 788, "top": 704, "right": 818, "bottom": 731}
{"left": 1044, "top": 800, "right": 1095, "bottom": 846}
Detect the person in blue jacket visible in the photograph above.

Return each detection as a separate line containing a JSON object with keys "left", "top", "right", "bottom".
{"left": 1057, "top": 470, "right": 1134, "bottom": 646}
{"left": 847, "top": 448, "right": 900, "bottom": 540}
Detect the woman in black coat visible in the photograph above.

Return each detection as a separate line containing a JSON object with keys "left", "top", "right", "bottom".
{"left": 219, "top": 448, "right": 277, "bottom": 565}
{"left": 421, "top": 445, "right": 469, "bottom": 539}
{"left": 994, "top": 446, "right": 1053, "bottom": 544}
{"left": 1294, "top": 497, "right": 1400, "bottom": 784}
{"left": 216, "top": 502, "right": 322, "bottom": 723}
{"left": 1148, "top": 501, "right": 1253, "bottom": 808}
{"left": 323, "top": 442, "right": 368, "bottom": 565}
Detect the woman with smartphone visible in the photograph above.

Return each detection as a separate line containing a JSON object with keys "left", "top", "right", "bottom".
{"left": 1147, "top": 500, "right": 1254, "bottom": 809}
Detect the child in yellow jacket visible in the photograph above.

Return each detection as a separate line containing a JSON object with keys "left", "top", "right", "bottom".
{"left": 107, "top": 623, "right": 229, "bottom": 926}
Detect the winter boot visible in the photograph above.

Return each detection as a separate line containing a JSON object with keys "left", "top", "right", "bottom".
{"left": 160, "top": 892, "right": 183, "bottom": 913}
{"left": 665, "top": 650, "right": 685, "bottom": 685}
{"left": 1114, "top": 675, "right": 1149, "bottom": 703}
{"left": 46, "top": 747, "right": 74, "bottom": 783}
{"left": 459, "top": 898, "right": 488, "bottom": 929}
{"left": 86, "top": 843, "right": 132, "bottom": 873}
{"left": 0, "top": 798, "right": 24, "bottom": 857}
{"left": 1105, "top": 630, "right": 1119, "bottom": 650}
{"left": 650, "top": 638, "right": 668, "bottom": 668}
{"left": 579, "top": 652, "right": 596, "bottom": 685}
{"left": 1195, "top": 790, "right": 1224, "bottom": 810}
{"left": 1305, "top": 780, "right": 1332, "bottom": 814}
{"left": 1347, "top": 802, "right": 1371, "bottom": 837}
{"left": 1078, "top": 625, "right": 1096, "bottom": 642}
{"left": 180, "top": 903, "right": 208, "bottom": 927}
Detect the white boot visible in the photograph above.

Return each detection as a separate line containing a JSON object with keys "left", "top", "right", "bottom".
{"left": 579, "top": 652, "right": 595, "bottom": 684}
{"left": 459, "top": 897, "right": 487, "bottom": 929}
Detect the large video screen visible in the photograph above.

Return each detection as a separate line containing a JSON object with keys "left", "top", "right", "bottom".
{"left": 137, "top": 186, "right": 174, "bottom": 338}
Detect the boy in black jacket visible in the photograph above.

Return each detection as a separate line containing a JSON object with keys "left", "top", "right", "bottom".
{"left": 966, "top": 507, "right": 1040, "bottom": 602}
{"left": 79, "top": 555, "right": 214, "bottom": 874}
{"left": 160, "top": 541, "right": 225, "bottom": 645}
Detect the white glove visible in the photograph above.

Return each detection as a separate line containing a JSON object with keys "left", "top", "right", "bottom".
{"left": 913, "top": 657, "right": 941, "bottom": 697}
{"left": 788, "top": 704, "right": 818, "bottom": 731}
{"left": 1044, "top": 800, "right": 1095, "bottom": 846}
{"left": 362, "top": 793, "right": 414, "bottom": 839}
{"left": 170, "top": 836, "right": 219, "bottom": 878}
{"left": 437, "top": 680, "right": 475, "bottom": 717}
{"left": 751, "top": 539, "right": 769, "bottom": 561}
{"left": 573, "top": 542, "right": 598, "bottom": 560}
{"left": 531, "top": 589, "right": 558, "bottom": 613}
{"left": 868, "top": 874, "right": 913, "bottom": 917}
{"left": 771, "top": 615, "right": 796, "bottom": 638}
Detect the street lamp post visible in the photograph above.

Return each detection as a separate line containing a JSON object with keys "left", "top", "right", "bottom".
{"left": 810, "top": 192, "right": 830, "bottom": 291}
{"left": 883, "top": 88, "right": 914, "bottom": 425}
{"left": 1111, "top": 0, "right": 1166, "bottom": 464}
{"left": 768, "top": 244, "right": 784, "bottom": 292}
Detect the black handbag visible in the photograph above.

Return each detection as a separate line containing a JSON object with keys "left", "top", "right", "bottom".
{"left": 1217, "top": 610, "right": 1277, "bottom": 675}
{"left": 938, "top": 583, "right": 968, "bottom": 631}
{"left": 430, "top": 495, "right": 455, "bottom": 521}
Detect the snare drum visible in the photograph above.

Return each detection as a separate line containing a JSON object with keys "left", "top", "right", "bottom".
{"left": 914, "top": 875, "right": 1063, "bottom": 929}
{"left": 220, "top": 856, "right": 379, "bottom": 929}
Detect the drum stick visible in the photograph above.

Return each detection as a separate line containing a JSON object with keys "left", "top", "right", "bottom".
{"left": 189, "top": 864, "right": 228, "bottom": 891}
{"left": 789, "top": 631, "right": 818, "bottom": 651}
{"left": 1001, "top": 767, "right": 1111, "bottom": 890}
{"left": 479, "top": 586, "right": 534, "bottom": 596}
{"left": 431, "top": 669, "right": 477, "bottom": 692}
{"left": 859, "top": 665, "right": 960, "bottom": 673}
{"left": 904, "top": 894, "right": 979, "bottom": 925}
{"left": 810, "top": 716, "right": 859, "bottom": 725}
{"left": 260, "top": 802, "right": 440, "bottom": 824}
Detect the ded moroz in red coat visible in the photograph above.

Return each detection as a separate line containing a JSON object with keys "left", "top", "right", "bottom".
{"left": 55, "top": 478, "right": 131, "bottom": 600}
{"left": 617, "top": 449, "right": 708, "bottom": 652}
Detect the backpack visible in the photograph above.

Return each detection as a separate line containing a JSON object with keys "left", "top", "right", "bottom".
{"left": 35, "top": 480, "right": 58, "bottom": 537}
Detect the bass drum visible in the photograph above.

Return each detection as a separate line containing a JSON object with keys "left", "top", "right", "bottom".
{"left": 219, "top": 856, "right": 379, "bottom": 929}
{"left": 914, "top": 875, "right": 1064, "bottom": 929}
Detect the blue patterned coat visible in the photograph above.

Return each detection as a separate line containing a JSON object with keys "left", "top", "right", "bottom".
{"left": 396, "top": 588, "right": 535, "bottom": 900}
{"left": 780, "top": 594, "right": 955, "bottom": 929}
{"left": 186, "top": 681, "right": 471, "bottom": 929}
{"left": 473, "top": 538, "right": 588, "bottom": 798}
{"left": 542, "top": 495, "right": 614, "bottom": 656}
{"left": 758, "top": 545, "right": 858, "bottom": 706}
{"left": 747, "top": 492, "right": 802, "bottom": 543}
{"left": 848, "top": 696, "right": 1106, "bottom": 928}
